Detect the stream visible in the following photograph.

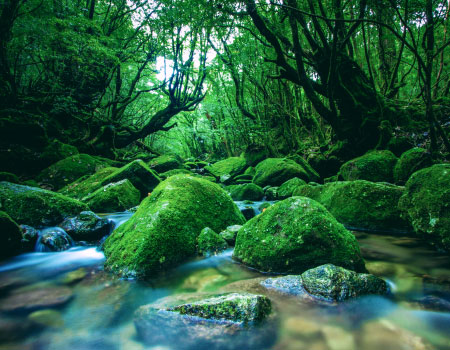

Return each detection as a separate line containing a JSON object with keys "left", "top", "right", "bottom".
{"left": 0, "top": 202, "right": 449, "bottom": 350}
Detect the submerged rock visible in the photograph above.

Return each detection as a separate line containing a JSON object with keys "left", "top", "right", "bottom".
{"left": 398, "top": 164, "right": 450, "bottom": 252}
{"left": 219, "top": 225, "right": 242, "bottom": 246}
{"left": 103, "top": 175, "right": 245, "bottom": 278}
{"left": 339, "top": 150, "right": 398, "bottom": 183}
{"left": 82, "top": 179, "right": 140, "bottom": 213}
{"left": 198, "top": 227, "right": 228, "bottom": 256}
{"left": 226, "top": 183, "right": 264, "bottom": 201}
{"left": 0, "top": 181, "right": 88, "bottom": 227}
{"left": 253, "top": 158, "right": 310, "bottom": 187}
{"left": 28, "top": 309, "right": 64, "bottom": 328}
{"left": 35, "top": 227, "right": 73, "bottom": 252}
{"left": 59, "top": 211, "right": 112, "bottom": 242}
{"left": 0, "top": 211, "right": 22, "bottom": 259}
{"left": 233, "top": 197, "right": 366, "bottom": 274}
{"left": 393, "top": 147, "right": 433, "bottom": 185}
{"left": 293, "top": 180, "right": 410, "bottom": 233}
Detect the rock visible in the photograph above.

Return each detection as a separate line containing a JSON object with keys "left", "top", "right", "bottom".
{"left": 0, "top": 211, "right": 22, "bottom": 259}
{"left": 219, "top": 225, "right": 242, "bottom": 246}
{"left": 242, "top": 145, "right": 268, "bottom": 167}
{"left": 0, "top": 317, "right": 32, "bottom": 342}
{"left": 205, "top": 157, "right": 248, "bottom": 182}
{"left": 393, "top": 148, "right": 433, "bottom": 185}
{"left": 180, "top": 268, "right": 228, "bottom": 292}
{"left": 37, "top": 154, "right": 108, "bottom": 190}
{"left": 197, "top": 227, "right": 228, "bottom": 257}
{"left": 287, "top": 155, "right": 320, "bottom": 182}
{"left": 100, "top": 160, "right": 161, "bottom": 198}
{"left": 339, "top": 150, "right": 398, "bottom": 183}
{"left": 35, "top": 227, "right": 73, "bottom": 252}
{"left": 103, "top": 175, "right": 245, "bottom": 278}
{"left": 0, "top": 172, "right": 20, "bottom": 184}
{"left": 398, "top": 164, "right": 450, "bottom": 252}
{"left": 0, "top": 181, "right": 88, "bottom": 227}
{"left": 278, "top": 177, "right": 306, "bottom": 199}
{"left": 39, "top": 139, "right": 79, "bottom": 169}
{"left": 58, "top": 167, "right": 118, "bottom": 200}
{"left": 61, "top": 268, "right": 88, "bottom": 285}
{"left": 300, "top": 264, "right": 388, "bottom": 302}
{"left": 134, "top": 293, "right": 274, "bottom": 350}
{"left": 226, "top": 183, "right": 264, "bottom": 201}
{"left": 0, "top": 286, "right": 73, "bottom": 313}
{"left": 59, "top": 211, "right": 112, "bottom": 241}
{"left": 148, "top": 154, "right": 182, "bottom": 173}
{"left": 240, "top": 206, "right": 256, "bottom": 221}
{"left": 20, "top": 224, "right": 39, "bottom": 252}
{"left": 387, "top": 136, "right": 414, "bottom": 157}
{"left": 82, "top": 179, "right": 140, "bottom": 213}
{"left": 253, "top": 158, "right": 310, "bottom": 187}
{"left": 233, "top": 197, "right": 366, "bottom": 274}
{"left": 308, "top": 153, "right": 342, "bottom": 180}
{"left": 160, "top": 168, "right": 193, "bottom": 178}
{"left": 234, "top": 174, "right": 253, "bottom": 182}
{"left": 28, "top": 309, "right": 64, "bottom": 328}
{"left": 264, "top": 186, "right": 279, "bottom": 200}
{"left": 258, "top": 202, "right": 272, "bottom": 211}
{"left": 293, "top": 180, "right": 411, "bottom": 233}
{"left": 322, "top": 325, "right": 356, "bottom": 350}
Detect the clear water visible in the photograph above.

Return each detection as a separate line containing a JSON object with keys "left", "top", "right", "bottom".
{"left": 0, "top": 212, "right": 449, "bottom": 350}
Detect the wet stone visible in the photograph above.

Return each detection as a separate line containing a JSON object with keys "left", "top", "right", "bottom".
{"left": 59, "top": 211, "right": 112, "bottom": 242}
{"left": 219, "top": 225, "right": 242, "bottom": 246}
{"left": 35, "top": 227, "right": 73, "bottom": 252}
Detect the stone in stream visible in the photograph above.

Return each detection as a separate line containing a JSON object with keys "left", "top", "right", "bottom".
{"left": 0, "top": 286, "right": 73, "bottom": 313}
{"left": 35, "top": 227, "right": 73, "bottom": 252}
{"left": 233, "top": 197, "right": 366, "bottom": 274}
{"left": 20, "top": 224, "right": 39, "bottom": 252}
{"left": 226, "top": 183, "right": 264, "bottom": 201}
{"left": 264, "top": 186, "right": 279, "bottom": 200}
{"left": 197, "top": 227, "right": 228, "bottom": 257}
{"left": 240, "top": 206, "right": 256, "bottom": 220}
{"left": 103, "top": 175, "right": 245, "bottom": 278}
{"left": 0, "top": 181, "right": 88, "bottom": 227}
{"left": 219, "top": 225, "right": 242, "bottom": 246}
{"left": 28, "top": 309, "right": 64, "bottom": 328}
{"left": 261, "top": 264, "right": 388, "bottom": 302}
{"left": 59, "top": 211, "right": 112, "bottom": 242}
{"left": 134, "top": 293, "right": 275, "bottom": 350}
{"left": 0, "top": 210, "right": 22, "bottom": 259}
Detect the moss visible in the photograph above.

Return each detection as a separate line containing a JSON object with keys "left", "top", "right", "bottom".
{"left": 339, "top": 150, "right": 398, "bottom": 183}
{"left": 0, "top": 211, "right": 22, "bottom": 259}
{"left": 59, "top": 167, "right": 118, "bottom": 200}
{"left": 253, "top": 158, "right": 309, "bottom": 187}
{"left": 205, "top": 157, "right": 247, "bottom": 181}
{"left": 148, "top": 155, "right": 182, "bottom": 173}
{"left": 293, "top": 180, "right": 410, "bottom": 232}
{"left": 100, "top": 160, "right": 161, "bottom": 198}
{"left": 244, "top": 166, "right": 255, "bottom": 176}
{"left": 219, "top": 225, "right": 242, "bottom": 246}
{"left": 393, "top": 148, "right": 433, "bottom": 185}
{"left": 0, "top": 181, "right": 88, "bottom": 227}
{"left": 233, "top": 197, "right": 366, "bottom": 274}
{"left": 287, "top": 155, "right": 320, "bottom": 182}
{"left": 234, "top": 174, "right": 253, "bottom": 182}
{"left": 168, "top": 293, "right": 271, "bottom": 325}
{"left": 242, "top": 145, "right": 268, "bottom": 167}
{"left": 159, "top": 169, "right": 193, "bottom": 179}
{"left": 0, "top": 172, "right": 20, "bottom": 184}
{"left": 103, "top": 175, "right": 245, "bottom": 278}
{"left": 39, "top": 140, "right": 79, "bottom": 168}
{"left": 197, "top": 227, "right": 228, "bottom": 256}
{"left": 398, "top": 164, "right": 450, "bottom": 252}
{"left": 83, "top": 179, "right": 140, "bottom": 213}
{"left": 277, "top": 177, "right": 306, "bottom": 199}
{"left": 226, "top": 183, "right": 264, "bottom": 201}
{"left": 37, "top": 154, "right": 108, "bottom": 191}
{"left": 59, "top": 211, "right": 112, "bottom": 241}
{"left": 264, "top": 187, "right": 279, "bottom": 200}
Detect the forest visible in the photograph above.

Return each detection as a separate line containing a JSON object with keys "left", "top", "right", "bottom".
{"left": 0, "top": 0, "right": 449, "bottom": 349}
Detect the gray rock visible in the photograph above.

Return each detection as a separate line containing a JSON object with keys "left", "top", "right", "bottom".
{"left": 59, "top": 211, "right": 112, "bottom": 242}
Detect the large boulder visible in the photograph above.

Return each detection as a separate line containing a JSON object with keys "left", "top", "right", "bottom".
{"left": 147, "top": 155, "right": 182, "bottom": 173}
{"left": 339, "top": 150, "right": 398, "bottom": 183}
{"left": 393, "top": 147, "right": 433, "bottom": 185}
{"left": 233, "top": 197, "right": 366, "bottom": 274}
{"left": 226, "top": 183, "right": 264, "bottom": 201}
{"left": 253, "top": 158, "right": 310, "bottom": 187}
{"left": 82, "top": 179, "right": 140, "bottom": 213}
{"left": 0, "top": 211, "right": 22, "bottom": 259}
{"left": 0, "top": 182, "right": 88, "bottom": 227}
{"left": 277, "top": 177, "right": 306, "bottom": 199}
{"left": 37, "top": 154, "right": 108, "bottom": 190}
{"left": 398, "top": 164, "right": 450, "bottom": 252}
{"left": 59, "top": 211, "right": 112, "bottom": 241}
{"left": 293, "top": 180, "right": 410, "bottom": 233}
{"left": 103, "top": 175, "right": 245, "bottom": 278}
{"left": 205, "top": 157, "right": 247, "bottom": 183}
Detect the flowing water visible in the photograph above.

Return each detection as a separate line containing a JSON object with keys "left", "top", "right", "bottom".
{"left": 0, "top": 206, "right": 449, "bottom": 350}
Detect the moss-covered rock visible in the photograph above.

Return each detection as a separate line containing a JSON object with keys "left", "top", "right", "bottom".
{"left": 159, "top": 169, "right": 192, "bottom": 179}
{"left": 39, "top": 140, "right": 79, "bottom": 168}
{"left": 59, "top": 211, "right": 112, "bottom": 241}
{"left": 0, "top": 182, "right": 89, "bottom": 227}
{"left": 398, "top": 164, "right": 450, "bottom": 252}
{"left": 339, "top": 150, "right": 398, "bottom": 183}
{"left": 37, "top": 154, "right": 108, "bottom": 190}
{"left": 226, "top": 183, "right": 264, "bottom": 201}
{"left": 261, "top": 264, "right": 388, "bottom": 302}
{"left": 293, "top": 181, "right": 410, "bottom": 233}
{"left": 219, "top": 225, "right": 242, "bottom": 246}
{"left": 0, "top": 211, "right": 22, "bottom": 259}
{"left": 253, "top": 158, "right": 310, "bottom": 187}
{"left": 148, "top": 155, "right": 182, "bottom": 173}
{"left": 82, "top": 179, "right": 140, "bottom": 213}
{"left": 205, "top": 157, "right": 247, "bottom": 183}
{"left": 0, "top": 172, "right": 20, "bottom": 184}
{"left": 287, "top": 155, "right": 320, "bottom": 182}
{"left": 35, "top": 227, "right": 73, "bottom": 252}
{"left": 103, "top": 175, "right": 245, "bottom": 278}
{"left": 233, "top": 197, "right": 366, "bottom": 274}
{"left": 277, "top": 177, "right": 306, "bottom": 199}
{"left": 20, "top": 224, "right": 39, "bottom": 252}
{"left": 264, "top": 186, "right": 279, "bottom": 200}
{"left": 197, "top": 227, "right": 228, "bottom": 257}
{"left": 234, "top": 174, "right": 253, "bottom": 182}
{"left": 242, "top": 145, "right": 268, "bottom": 167}
{"left": 393, "top": 148, "right": 433, "bottom": 185}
